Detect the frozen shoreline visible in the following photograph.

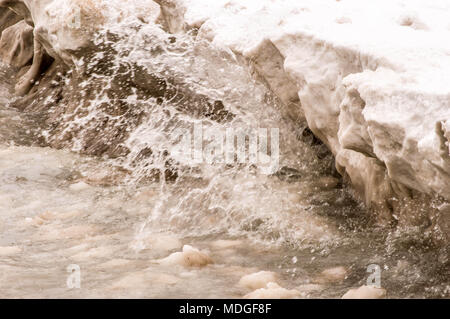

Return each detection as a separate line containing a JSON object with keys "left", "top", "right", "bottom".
{"left": 156, "top": 0, "right": 450, "bottom": 224}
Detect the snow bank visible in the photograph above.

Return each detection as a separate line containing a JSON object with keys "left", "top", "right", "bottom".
{"left": 157, "top": 0, "right": 450, "bottom": 223}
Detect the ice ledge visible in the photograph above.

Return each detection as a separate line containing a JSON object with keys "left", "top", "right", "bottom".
{"left": 157, "top": 0, "right": 450, "bottom": 224}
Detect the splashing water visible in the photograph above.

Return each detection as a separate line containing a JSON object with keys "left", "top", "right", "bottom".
{"left": 0, "top": 3, "right": 448, "bottom": 298}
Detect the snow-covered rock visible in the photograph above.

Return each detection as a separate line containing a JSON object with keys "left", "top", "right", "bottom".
{"left": 0, "top": 0, "right": 229, "bottom": 159}
{"left": 157, "top": 0, "right": 450, "bottom": 225}
{"left": 0, "top": 0, "right": 160, "bottom": 95}
{"left": 0, "top": 0, "right": 100, "bottom": 65}
{"left": 0, "top": 0, "right": 144, "bottom": 65}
